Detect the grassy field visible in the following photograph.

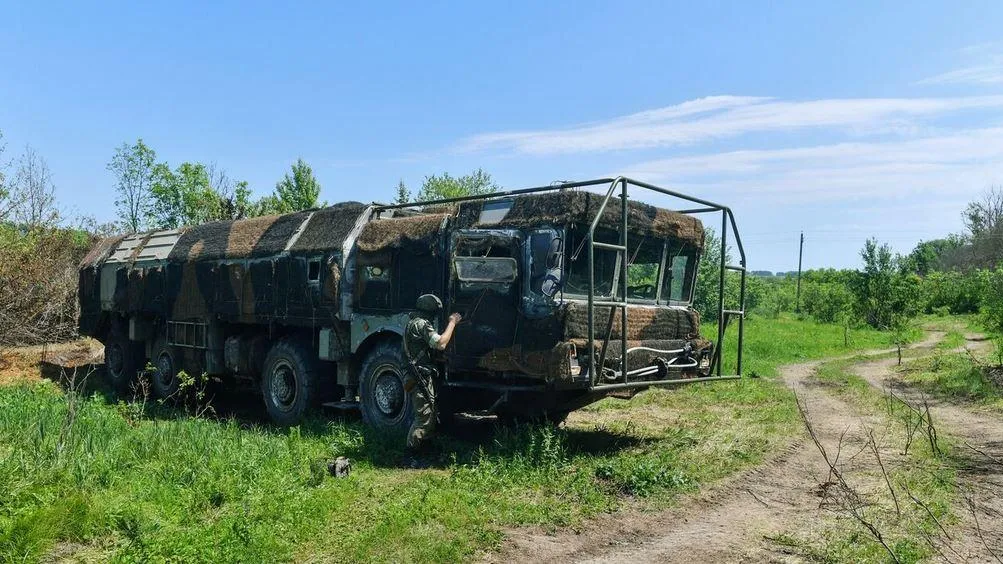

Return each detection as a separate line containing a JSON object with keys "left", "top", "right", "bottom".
{"left": 0, "top": 315, "right": 911, "bottom": 562}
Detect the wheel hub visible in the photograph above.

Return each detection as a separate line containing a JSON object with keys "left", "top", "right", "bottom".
{"left": 373, "top": 368, "right": 405, "bottom": 417}
{"left": 270, "top": 362, "right": 298, "bottom": 412}
{"left": 155, "top": 352, "right": 175, "bottom": 387}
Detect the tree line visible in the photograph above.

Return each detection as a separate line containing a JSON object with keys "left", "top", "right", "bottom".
{"left": 0, "top": 127, "right": 500, "bottom": 346}
{"left": 109, "top": 138, "right": 499, "bottom": 233}
{"left": 735, "top": 187, "right": 1003, "bottom": 335}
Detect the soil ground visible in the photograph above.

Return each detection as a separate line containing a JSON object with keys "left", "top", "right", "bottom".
{"left": 0, "top": 338, "right": 103, "bottom": 385}
{"left": 487, "top": 330, "right": 1003, "bottom": 563}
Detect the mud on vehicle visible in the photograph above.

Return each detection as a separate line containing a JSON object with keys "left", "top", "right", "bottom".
{"left": 78, "top": 177, "right": 747, "bottom": 433}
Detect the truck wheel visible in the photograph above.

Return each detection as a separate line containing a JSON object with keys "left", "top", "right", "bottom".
{"left": 261, "top": 338, "right": 318, "bottom": 426}
{"left": 359, "top": 341, "right": 414, "bottom": 437}
{"left": 151, "top": 339, "right": 181, "bottom": 399}
{"left": 104, "top": 334, "right": 140, "bottom": 392}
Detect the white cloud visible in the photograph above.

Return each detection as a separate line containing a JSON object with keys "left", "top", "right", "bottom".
{"left": 918, "top": 42, "right": 1003, "bottom": 86}
{"left": 458, "top": 95, "right": 1003, "bottom": 155}
{"left": 918, "top": 65, "right": 1003, "bottom": 86}
{"left": 622, "top": 128, "right": 1003, "bottom": 203}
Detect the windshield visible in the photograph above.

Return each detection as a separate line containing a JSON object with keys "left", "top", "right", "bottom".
{"left": 565, "top": 226, "right": 699, "bottom": 303}
{"left": 661, "top": 245, "right": 698, "bottom": 302}
{"left": 625, "top": 237, "right": 662, "bottom": 300}
{"left": 565, "top": 228, "right": 619, "bottom": 297}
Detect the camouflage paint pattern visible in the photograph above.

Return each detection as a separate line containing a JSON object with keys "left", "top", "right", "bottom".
{"left": 79, "top": 191, "right": 709, "bottom": 389}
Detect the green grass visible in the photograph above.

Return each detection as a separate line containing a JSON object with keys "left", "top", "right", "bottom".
{"left": 900, "top": 351, "right": 1003, "bottom": 412}
{"left": 0, "top": 314, "right": 909, "bottom": 562}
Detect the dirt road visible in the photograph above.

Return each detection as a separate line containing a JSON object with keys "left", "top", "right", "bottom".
{"left": 489, "top": 331, "right": 1002, "bottom": 563}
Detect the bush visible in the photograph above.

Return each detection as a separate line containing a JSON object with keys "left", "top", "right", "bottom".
{"left": 801, "top": 281, "right": 855, "bottom": 324}
{"left": 0, "top": 225, "right": 92, "bottom": 346}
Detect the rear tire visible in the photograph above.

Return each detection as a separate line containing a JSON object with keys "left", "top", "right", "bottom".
{"left": 104, "top": 332, "right": 140, "bottom": 393}
{"left": 359, "top": 341, "right": 414, "bottom": 438}
{"left": 150, "top": 339, "right": 180, "bottom": 399}
{"left": 261, "top": 338, "right": 318, "bottom": 426}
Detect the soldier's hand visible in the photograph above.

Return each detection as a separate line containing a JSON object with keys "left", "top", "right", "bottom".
{"left": 449, "top": 312, "right": 462, "bottom": 324}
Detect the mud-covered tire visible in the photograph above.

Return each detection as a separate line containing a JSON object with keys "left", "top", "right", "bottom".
{"left": 359, "top": 341, "right": 414, "bottom": 438}
{"left": 150, "top": 339, "right": 181, "bottom": 399}
{"left": 104, "top": 332, "right": 141, "bottom": 392}
{"left": 260, "top": 338, "right": 318, "bottom": 426}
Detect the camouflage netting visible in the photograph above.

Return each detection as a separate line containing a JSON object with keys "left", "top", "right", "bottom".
{"left": 87, "top": 202, "right": 371, "bottom": 267}
{"left": 355, "top": 214, "right": 449, "bottom": 252}
{"left": 563, "top": 302, "right": 700, "bottom": 341}
{"left": 322, "top": 257, "right": 341, "bottom": 301}
{"left": 163, "top": 212, "right": 307, "bottom": 261}
{"left": 455, "top": 191, "right": 704, "bottom": 246}
{"left": 289, "top": 202, "right": 369, "bottom": 254}
{"left": 477, "top": 342, "right": 575, "bottom": 381}
{"left": 79, "top": 234, "right": 126, "bottom": 269}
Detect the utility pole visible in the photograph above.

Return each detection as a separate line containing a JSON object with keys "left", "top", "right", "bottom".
{"left": 795, "top": 231, "right": 805, "bottom": 313}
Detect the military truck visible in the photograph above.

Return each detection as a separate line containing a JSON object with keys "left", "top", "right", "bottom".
{"left": 78, "top": 177, "right": 747, "bottom": 432}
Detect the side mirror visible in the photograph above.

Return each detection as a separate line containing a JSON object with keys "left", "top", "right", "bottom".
{"left": 546, "top": 237, "right": 564, "bottom": 270}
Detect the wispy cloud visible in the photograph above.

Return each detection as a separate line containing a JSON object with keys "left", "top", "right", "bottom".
{"left": 622, "top": 127, "right": 1003, "bottom": 202}
{"left": 918, "top": 42, "right": 1003, "bottom": 86}
{"left": 458, "top": 95, "right": 1003, "bottom": 155}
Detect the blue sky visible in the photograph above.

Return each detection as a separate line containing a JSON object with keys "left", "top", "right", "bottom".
{"left": 2, "top": 1, "right": 1002, "bottom": 271}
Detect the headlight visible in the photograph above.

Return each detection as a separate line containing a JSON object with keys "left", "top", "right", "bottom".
{"left": 568, "top": 345, "right": 582, "bottom": 376}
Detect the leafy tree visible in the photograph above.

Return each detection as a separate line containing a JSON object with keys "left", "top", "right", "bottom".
{"left": 693, "top": 229, "right": 742, "bottom": 323}
{"left": 273, "top": 158, "right": 321, "bottom": 213}
{"left": 394, "top": 180, "right": 411, "bottom": 204}
{"left": 902, "top": 236, "right": 967, "bottom": 274}
{"left": 801, "top": 281, "right": 856, "bottom": 324}
{"left": 417, "top": 168, "right": 497, "bottom": 201}
{"left": 150, "top": 162, "right": 224, "bottom": 228}
{"left": 107, "top": 139, "right": 156, "bottom": 232}
{"left": 853, "top": 238, "right": 921, "bottom": 328}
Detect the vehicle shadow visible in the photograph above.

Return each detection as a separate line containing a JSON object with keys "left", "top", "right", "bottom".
{"left": 38, "top": 360, "right": 657, "bottom": 470}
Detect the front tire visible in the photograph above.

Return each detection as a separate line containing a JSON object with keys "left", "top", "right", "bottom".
{"left": 359, "top": 341, "right": 414, "bottom": 437}
{"left": 261, "top": 338, "right": 318, "bottom": 426}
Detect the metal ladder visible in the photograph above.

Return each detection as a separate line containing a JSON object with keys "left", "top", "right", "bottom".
{"left": 586, "top": 178, "right": 630, "bottom": 385}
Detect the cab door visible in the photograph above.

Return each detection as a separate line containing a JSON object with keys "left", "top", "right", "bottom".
{"left": 446, "top": 230, "right": 521, "bottom": 372}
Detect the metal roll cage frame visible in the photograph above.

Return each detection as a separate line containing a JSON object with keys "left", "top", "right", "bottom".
{"left": 375, "top": 176, "right": 747, "bottom": 391}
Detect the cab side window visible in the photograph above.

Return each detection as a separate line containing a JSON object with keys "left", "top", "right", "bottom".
{"left": 452, "top": 234, "right": 519, "bottom": 296}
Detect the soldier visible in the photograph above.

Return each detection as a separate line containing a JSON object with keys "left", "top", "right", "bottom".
{"left": 403, "top": 293, "right": 461, "bottom": 452}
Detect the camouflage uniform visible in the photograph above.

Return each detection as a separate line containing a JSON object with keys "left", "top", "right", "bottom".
{"left": 403, "top": 313, "right": 440, "bottom": 450}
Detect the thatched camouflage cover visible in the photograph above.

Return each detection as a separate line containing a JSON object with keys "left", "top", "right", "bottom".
{"left": 355, "top": 213, "right": 449, "bottom": 252}
{"left": 563, "top": 302, "right": 701, "bottom": 341}
{"left": 289, "top": 202, "right": 369, "bottom": 254}
{"left": 454, "top": 191, "right": 705, "bottom": 247}
{"left": 171, "top": 202, "right": 368, "bottom": 262}
{"left": 82, "top": 202, "right": 370, "bottom": 268}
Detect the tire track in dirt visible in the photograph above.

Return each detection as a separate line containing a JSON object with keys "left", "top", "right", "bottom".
{"left": 485, "top": 334, "right": 948, "bottom": 563}
{"left": 853, "top": 334, "right": 1003, "bottom": 563}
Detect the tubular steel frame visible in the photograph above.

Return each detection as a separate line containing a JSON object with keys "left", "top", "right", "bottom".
{"left": 375, "top": 176, "right": 748, "bottom": 390}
